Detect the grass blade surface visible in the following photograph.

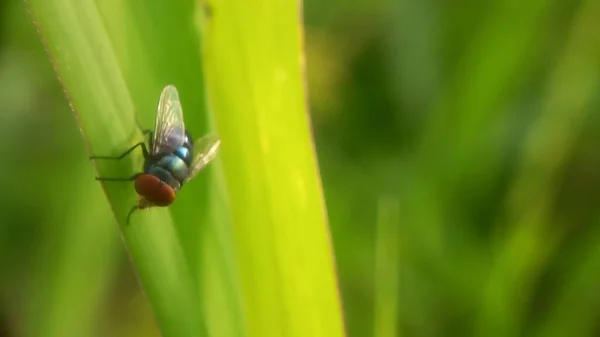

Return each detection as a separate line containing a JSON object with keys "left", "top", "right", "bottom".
{"left": 24, "top": 160, "right": 121, "bottom": 337}
{"left": 198, "top": 0, "right": 347, "bottom": 336}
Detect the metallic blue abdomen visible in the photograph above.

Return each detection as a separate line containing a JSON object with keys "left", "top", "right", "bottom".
{"left": 155, "top": 153, "right": 189, "bottom": 183}
{"left": 147, "top": 166, "right": 181, "bottom": 191}
{"left": 144, "top": 131, "right": 195, "bottom": 192}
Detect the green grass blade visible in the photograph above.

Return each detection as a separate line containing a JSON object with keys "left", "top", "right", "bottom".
{"left": 25, "top": 1, "right": 205, "bottom": 336}
{"left": 373, "top": 197, "right": 400, "bottom": 337}
{"left": 198, "top": 0, "right": 347, "bottom": 336}
{"left": 24, "top": 160, "right": 121, "bottom": 337}
{"left": 477, "top": 1, "right": 600, "bottom": 335}
{"left": 91, "top": 0, "right": 247, "bottom": 335}
{"left": 202, "top": 160, "right": 248, "bottom": 337}
{"left": 533, "top": 221, "right": 600, "bottom": 337}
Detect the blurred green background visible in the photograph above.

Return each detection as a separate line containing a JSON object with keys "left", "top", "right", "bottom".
{"left": 2, "top": 0, "right": 600, "bottom": 336}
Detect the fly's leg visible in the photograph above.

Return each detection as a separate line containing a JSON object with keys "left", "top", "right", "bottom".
{"left": 90, "top": 142, "right": 148, "bottom": 181}
{"left": 145, "top": 131, "right": 154, "bottom": 152}
{"left": 126, "top": 204, "right": 138, "bottom": 225}
{"left": 135, "top": 114, "right": 153, "bottom": 147}
{"left": 136, "top": 117, "right": 154, "bottom": 151}
{"left": 139, "top": 129, "right": 154, "bottom": 151}
{"left": 126, "top": 193, "right": 154, "bottom": 225}
{"left": 90, "top": 141, "right": 149, "bottom": 161}
{"left": 95, "top": 173, "right": 142, "bottom": 182}
{"left": 135, "top": 113, "right": 150, "bottom": 134}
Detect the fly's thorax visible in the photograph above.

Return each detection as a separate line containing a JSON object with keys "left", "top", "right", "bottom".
{"left": 143, "top": 153, "right": 163, "bottom": 172}
{"left": 183, "top": 130, "right": 194, "bottom": 149}
{"left": 173, "top": 146, "right": 192, "bottom": 166}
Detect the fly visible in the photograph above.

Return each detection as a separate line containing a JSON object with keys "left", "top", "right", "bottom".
{"left": 90, "top": 84, "right": 221, "bottom": 224}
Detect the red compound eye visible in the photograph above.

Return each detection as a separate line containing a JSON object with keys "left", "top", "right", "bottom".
{"left": 134, "top": 174, "right": 175, "bottom": 207}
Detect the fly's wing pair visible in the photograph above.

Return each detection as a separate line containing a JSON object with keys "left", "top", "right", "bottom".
{"left": 153, "top": 85, "right": 221, "bottom": 182}
{"left": 185, "top": 133, "right": 221, "bottom": 183}
{"left": 152, "top": 84, "right": 186, "bottom": 155}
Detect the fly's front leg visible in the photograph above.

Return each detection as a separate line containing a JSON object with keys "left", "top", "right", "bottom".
{"left": 140, "top": 129, "right": 154, "bottom": 151}
{"left": 143, "top": 131, "right": 154, "bottom": 151}
{"left": 135, "top": 115, "right": 153, "bottom": 145}
{"left": 95, "top": 173, "right": 142, "bottom": 182}
{"left": 126, "top": 204, "right": 139, "bottom": 225}
{"left": 90, "top": 142, "right": 149, "bottom": 181}
{"left": 90, "top": 141, "right": 149, "bottom": 161}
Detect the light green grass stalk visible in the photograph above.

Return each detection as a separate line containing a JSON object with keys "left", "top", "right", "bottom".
{"left": 198, "top": 0, "right": 347, "bottom": 336}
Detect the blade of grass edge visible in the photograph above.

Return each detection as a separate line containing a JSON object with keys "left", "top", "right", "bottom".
{"left": 24, "top": 1, "right": 206, "bottom": 336}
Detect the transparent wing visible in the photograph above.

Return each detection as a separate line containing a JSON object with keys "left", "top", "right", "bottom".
{"left": 185, "top": 133, "right": 222, "bottom": 183}
{"left": 152, "top": 85, "right": 186, "bottom": 155}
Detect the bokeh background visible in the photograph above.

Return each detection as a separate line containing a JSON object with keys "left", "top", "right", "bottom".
{"left": 1, "top": 0, "right": 600, "bottom": 336}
